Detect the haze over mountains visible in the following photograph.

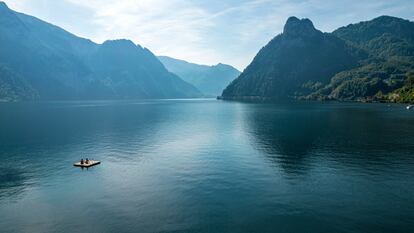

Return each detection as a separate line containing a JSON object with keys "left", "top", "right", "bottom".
{"left": 0, "top": 2, "right": 201, "bottom": 101}
{"left": 222, "top": 16, "right": 414, "bottom": 103}
{"left": 1, "top": 0, "right": 414, "bottom": 103}
{"left": 158, "top": 56, "right": 240, "bottom": 96}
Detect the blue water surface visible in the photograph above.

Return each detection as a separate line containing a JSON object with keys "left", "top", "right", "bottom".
{"left": 0, "top": 99, "right": 413, "bottom": 233}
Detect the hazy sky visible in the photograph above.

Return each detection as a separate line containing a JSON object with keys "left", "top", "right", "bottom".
{"left": 4, "top": 0, "right": 414, "bottom": 70}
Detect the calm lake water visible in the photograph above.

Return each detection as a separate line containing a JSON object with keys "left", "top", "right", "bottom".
{"left": 0, "top": 99, "right": 413, "bottom": 233}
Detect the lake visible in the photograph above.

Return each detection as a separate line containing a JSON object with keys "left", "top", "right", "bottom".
{"left": 0, "top": 99, "right": 413, "bottom": 233}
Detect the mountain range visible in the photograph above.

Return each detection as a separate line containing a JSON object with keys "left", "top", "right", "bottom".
{"left": 221, "top": 16, "right": 414, "bottom": 103}
{"left": 2, "top": 0, "right": 413, "bottom": 103}
{"left": 0, "top": 2, "right": 202, "bottom": 101}
{"left": 158, "top": 56, "right": 240, "bottom": 97}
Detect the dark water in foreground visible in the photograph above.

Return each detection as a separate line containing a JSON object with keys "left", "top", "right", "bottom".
{"left": 0, "top": 99, "right": 413, "bottom": 233}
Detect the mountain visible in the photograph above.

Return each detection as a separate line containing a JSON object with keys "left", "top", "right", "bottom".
{"left": 0, "top": 2, "right": 201, "bottom": 101}
{"left": 221, "top": 16, "right": 414, "bottom": 103}
{"left": 222, "top": 17, "right": 366, "bottom": 100}
{"left": 86, "top": 40, "right": 201, "bottom": 99}
{"left": 333, "top": 16, "right": 414, "bottom": 58}
{"left": 158, "top": 56, "right": 240, "bottom": 96}
{"left": 310, "top": 16, "right": 414, "bottom": 102}
{"left": 0, "top": 65, "right": 38, "bottom": 102}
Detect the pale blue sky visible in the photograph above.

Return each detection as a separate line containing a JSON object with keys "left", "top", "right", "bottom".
{"left": 4, "top": 0, "right": 414, "bottom": 70}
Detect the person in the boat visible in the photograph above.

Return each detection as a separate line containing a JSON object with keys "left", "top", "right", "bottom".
{"left": 80, "top": 159, "right": 84, "bottom": 165}
{"left": 85, "top": 158, "right": 89, "bottom": 164}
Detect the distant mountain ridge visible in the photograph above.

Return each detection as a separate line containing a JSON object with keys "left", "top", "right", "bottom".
{"left": 221, "top": 16, "right": 414, "bottom": 103}
{"left": 158, "top": 56, "right": 240, "bottom": 96}
{"left": 0, "top": 2, "right": 202, "bottom": 101}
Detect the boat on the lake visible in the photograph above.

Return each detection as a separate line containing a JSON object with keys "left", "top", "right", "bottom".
{"left": 406, "top": 105, "right": 414, "bottom": 110}
{"left": 74, "top": 159, "right": 100, "bottom": 168}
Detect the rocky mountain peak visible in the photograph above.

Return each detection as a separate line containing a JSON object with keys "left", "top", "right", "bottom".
{"left": 283, "top": 16, "right": 319, "bottom": 37}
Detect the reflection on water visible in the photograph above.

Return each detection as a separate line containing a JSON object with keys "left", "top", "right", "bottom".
{"left": 0, "top": 100, "right": 165, "bottom": 192}
{"left": 0, "top": 100, "right": 413, "bottom": 233}
{"left": 243, "top": 103, "right": 325, "bottom": 175}
{"left": 244, "top": 102, "right": 414, "bottom": 175}
{"left": 0, "top": 167, "right": 28, "bottom": 200}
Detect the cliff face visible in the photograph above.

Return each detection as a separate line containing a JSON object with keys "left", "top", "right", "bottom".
{"left": 222, "top": 17, "right": 365, "bottom": 99}
{"left": 221, "top": 16, "right": 414, "bottom": 103}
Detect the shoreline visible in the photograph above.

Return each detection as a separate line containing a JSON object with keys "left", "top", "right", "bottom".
{"left": 217, "top": 95, "right": 414, "bottom": 104}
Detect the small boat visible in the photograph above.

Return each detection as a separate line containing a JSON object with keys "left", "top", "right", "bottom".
{"left": 406, "top": 105, "right": 414, "bottom": 110}
{"left": 73, "top": 160, "right": 101, "bottom": 168}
